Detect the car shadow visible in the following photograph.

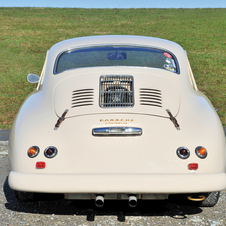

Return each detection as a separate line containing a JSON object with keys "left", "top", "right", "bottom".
{"left": 3, "top": 177, "right": 202, "bottom": 222}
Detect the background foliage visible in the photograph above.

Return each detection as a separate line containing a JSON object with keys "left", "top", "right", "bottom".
{"left": 0, "top": 7, "right": 225, "bottom": 128}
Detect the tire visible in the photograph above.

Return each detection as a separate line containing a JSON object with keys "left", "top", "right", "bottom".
{"left": 198, "top": 192, "right": 220, "bottom": 207}
{"left": 15, "top": 190, "right": 64, "bottom": 202}
{"left": 15, "top": 190, "right": 34, "bottom": 202}
{"left": 168, "top": 192, "right": 220, "bottom": 207}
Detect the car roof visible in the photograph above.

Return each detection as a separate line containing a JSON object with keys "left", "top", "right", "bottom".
{"left": 45, "top": 35, "right": 188, "bottom": 77}
{"left": 49, "top": 35, "right": 185, "bottom": 58}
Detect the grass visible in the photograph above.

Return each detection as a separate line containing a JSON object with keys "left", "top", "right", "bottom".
{"left": 0, "top": 7, "right": 225, "bottom": 128}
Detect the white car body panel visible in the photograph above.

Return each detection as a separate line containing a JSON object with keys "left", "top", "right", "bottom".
{"left": 8, "top": 35, "right": 226, "bottom": 202}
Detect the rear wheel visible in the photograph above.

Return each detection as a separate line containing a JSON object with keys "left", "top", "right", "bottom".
{"left": 168, "top": 191, "right": 220, "bottom": 207}
{"left": 197, "top": 192, "right": 220, "bottom": 207}
{"left": 15, "top": 190, "right": 34, "bottom": 202}
{"left": 15, "top": 190, "right": 64, "bottom": 202}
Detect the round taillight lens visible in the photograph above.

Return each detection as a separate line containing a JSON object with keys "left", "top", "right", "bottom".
{"left": 44, "top": 146, "right": 57, "bottom": 158}
{"left": 27, "top": 146, "right": 39, "bottom": 158}
{"left": 177, "top": 147, "right": 190, "bottom": 159}
{"left": 195, "top": 146, "right": 207, "bottom": 159}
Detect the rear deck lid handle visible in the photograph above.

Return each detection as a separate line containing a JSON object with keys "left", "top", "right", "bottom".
{"left": 92, "top": 127, "right": 142, "bottom": 136}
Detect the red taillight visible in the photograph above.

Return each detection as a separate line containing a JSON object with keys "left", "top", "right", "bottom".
{"left": 36, "top": 162, "right": 46, "bottom": 169}
{"left": 188, "top": 163, "right": 198, "bottom": 170}
{"left": 44, "top": 146, "right": 58, "bottom": 158}
{"left": 177, "top": 147, "right": 190, "bottom": 159}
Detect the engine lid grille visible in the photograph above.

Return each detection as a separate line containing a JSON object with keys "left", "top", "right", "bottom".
{"left": 71, "top": 89, "right": 94, "bottom": 108}
{"left": 139, "top": 88, "right": 162, "bottom": 107}
{"left": 100, "top": 75, "right": 134, "bottom": 108}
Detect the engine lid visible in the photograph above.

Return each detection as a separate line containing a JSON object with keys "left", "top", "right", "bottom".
{"left": 53, "top": 70, "right": 180, "bottom": 118}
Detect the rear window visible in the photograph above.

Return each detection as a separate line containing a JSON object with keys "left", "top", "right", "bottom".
{"left": 55, "top": 46, "right": 179, "bottom": 74}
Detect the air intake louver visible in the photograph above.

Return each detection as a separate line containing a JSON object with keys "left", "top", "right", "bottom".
{"left": 100, "top": 75, "right": 134, "bottom": 108}
{"left": 140, "top": 88, "right": 162, "bottom": 107}
{"left": 71, "top": 89, "right": 94, "bottom": 108}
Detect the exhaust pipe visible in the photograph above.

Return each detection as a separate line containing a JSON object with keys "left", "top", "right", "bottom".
{"left": 128, "top": 195, "right": 138, "bottom": 207}
{"left": 95, "top": 195, "right": 104, "bottom": 207}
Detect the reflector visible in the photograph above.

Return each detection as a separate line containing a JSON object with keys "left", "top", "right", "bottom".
{"left": 36, "top": 162, "right": 46, "bottom": 169}
{"left": 188, "top": 163, "right": 198, "bottom": 170}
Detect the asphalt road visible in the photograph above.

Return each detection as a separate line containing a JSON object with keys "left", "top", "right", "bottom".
{"left": 0, "top": 129, "right": 226, "bottom": 225}
{"left": 0, "top": 130, "right": 10, "bottom": 141}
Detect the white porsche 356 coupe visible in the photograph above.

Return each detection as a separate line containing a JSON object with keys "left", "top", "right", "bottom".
{"left": 9, "top": 35, "right": 226, "bottom": 207}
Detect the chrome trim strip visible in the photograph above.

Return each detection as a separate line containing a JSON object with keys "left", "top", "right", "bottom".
{"left": 92, "top": 127, "right": 142, "bottom": 136}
